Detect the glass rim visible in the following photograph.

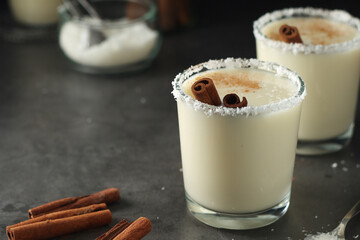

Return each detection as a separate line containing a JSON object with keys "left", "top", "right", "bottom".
{"left": 171, "top": 58, "right": 306, "bottom": 117}
{"left": 58, "top": 0, "right": 156, "bottom": 28}
{"left": 253, "top": 7, "right": 360, "bottom": 55}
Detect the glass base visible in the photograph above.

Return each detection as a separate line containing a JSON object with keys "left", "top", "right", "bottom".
{"left": 186, "top": 192, "right": 290, "bottom": 230}
{"left": 296, "top": 124, "right": 354, "bottom": 156}
{"left": 68, "top": 58, "right": 153, "bottom": 75}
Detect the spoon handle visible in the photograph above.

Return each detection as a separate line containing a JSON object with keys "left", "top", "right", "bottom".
{"left": 78, "top": 0, "right": 101, "bottom": 19}
{"left": 62, "top": 0, "right": 82, "bottom": 17}
{"left": 341, "top": 200, "right": 360, "bottom": 225}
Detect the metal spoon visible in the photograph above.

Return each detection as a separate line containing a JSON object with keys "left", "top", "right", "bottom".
{"left": 331, "top": 200, "right": 360, "bottom": 240}
{"left": 62, "top": 0, "right": 106, "bottom": 47}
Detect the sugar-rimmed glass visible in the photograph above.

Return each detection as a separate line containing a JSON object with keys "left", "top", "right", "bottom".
{"left": 172, "top": 58, "right": 306, "bottom": 229}
{"left": 254, "top": 8, "right": 360, "bottom": 155}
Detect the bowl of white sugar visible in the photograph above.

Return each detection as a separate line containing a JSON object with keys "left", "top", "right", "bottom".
{"left": 58, "top": 0, "right": 161, "bottom": 74}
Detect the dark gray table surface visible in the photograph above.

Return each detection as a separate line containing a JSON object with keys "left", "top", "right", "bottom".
{"left": 1, "top": 11, "right": 360, "bottom": 240}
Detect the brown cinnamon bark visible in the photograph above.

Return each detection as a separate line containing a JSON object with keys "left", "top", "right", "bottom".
{"left": 174, "top": 0, "right": 190, "bottom": 26}
{"left": 7, "top": 209, "right": 112, "bottom": 240}
{"left": 7, "top": 203, "right": 107, "bottom": 234}
{"left": 191, "top": 78, "right": 222, "bottom": 106}
{"left": 223, "top": 93, "right": 248, "bottom": 108}
{"left": 28, "top": 188, "right": 120, "bottom": 218}
{"left": 96, "top": 219, "right": 131, "bottom": 240}
{"left": 279, "top": 24, "right": 303, "bottom": 43}
{"left": 113, "top": 217, "right": 152, "bottom": 240}
{"left": 158, "top": 0, "right": 177, "bottom": 31}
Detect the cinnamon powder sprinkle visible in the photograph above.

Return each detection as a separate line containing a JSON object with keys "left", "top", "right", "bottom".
{"left": 196, "top": 72, "right": 261, "bottom": 90}
{"left": 265, "top": 18, "right": 358, "bottom": 45}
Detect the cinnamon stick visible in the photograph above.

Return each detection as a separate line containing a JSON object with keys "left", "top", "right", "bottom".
{"left": 7, "top": 203, "right": 107, "bottom": 233}
{"left": 191, "top": 78, "right": 221, "bottom": 106}
{"left": 158, "top": 0, "right": 177, "bottom": 31}
{"left": 279, "top": 24, "right": 303, "bottom": 43}
{"left": 7, "top": 209, "right": 112, "bottom": 240}
{"left": 96, "top": 217, "right": 151, "bottom": 240}
{"left": 223, "top": 93, "right": 248, "bottom": 108}
{"left": 113, "top": 217, "right": 152, "bottom": 240}
{"left": 28, "top": 188, "right": 120, "bottom": 218}
{"left": 96, "top": 219, "right": 131, "bottom": 240}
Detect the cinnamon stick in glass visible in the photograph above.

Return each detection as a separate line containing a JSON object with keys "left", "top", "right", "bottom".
{"left": 191, "top": 78, "right": 221, "bottom": 106}
{"left": 223, "top": 93, "right": 248, "bottom": 108}
{"left": 279, "top": 24, "right": 303, "bottom": 43}
{"left": 28, "top": 188, "right": 120, "bottom": 218}
{"left": 7, "top": 209, "right": 112, "bottom": 240}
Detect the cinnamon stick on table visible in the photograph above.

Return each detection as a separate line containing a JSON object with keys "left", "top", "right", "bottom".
{"left": 96, "top": 217, "right": 152, "bottom": 240}
{"left": 7, "top": 209, "right": 112, "bottom": 240}
{"left": 96, "top": 219, "right": 131, "bottom": 240}
{"left": 7, "top": 203, "right": 107, "bottom": 233}
{"left": 28, "top": 188, "right": 120, "bottom": 218}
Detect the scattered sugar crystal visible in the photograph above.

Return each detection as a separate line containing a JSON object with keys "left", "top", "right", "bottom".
{"left": 342, "top": 167, "right": 348, "bottom": 172}
{"left": 156, "top": 216, "right": 159, "bottom": 220}
{"left": 271, "top": 229, "right": 274, "bottom": 231}
{"left": 315, "top": 215, "right": 318, "bottom": 219}
{"left": 304, "top": 232, "right": 338, "bottom": 240}
{"left": 161, "top": 187, "right": 165, "bottom": 191}
{"left": 356, "top": 164, "right": 360, "bottom": 168}
{"left": 340, "top": 160, "right": 346, "bottom": 165}
{"left": 354, "top": 235, "right": 359, "bottom": 239}
{"left": 331, "top": 163, "right": 338, "bottom": 168}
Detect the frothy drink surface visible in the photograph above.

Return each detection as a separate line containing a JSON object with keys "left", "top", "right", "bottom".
{"left": 182, "top": 68, "right": 297, "bottom": 107}
{"left": 262, "top": 17, "right": 359, "bottom": 45}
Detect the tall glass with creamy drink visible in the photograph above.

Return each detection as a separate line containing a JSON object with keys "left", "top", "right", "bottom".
{"left": 254, "top": 8, "right": 360, "bottom": 155}
{"left": 172, "top": 58, "right": 306, "bottom": 229}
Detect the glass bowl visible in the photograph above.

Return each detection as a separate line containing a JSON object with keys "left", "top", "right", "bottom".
{"left": 58, "top": 0, "right": 161, "bottom": 74}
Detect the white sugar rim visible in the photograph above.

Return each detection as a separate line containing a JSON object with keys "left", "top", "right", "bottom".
{"left": 253, "top": 7, "right": 360, "bottom": 55}
{"left": 171, "top": 58, "right": 306, "bottom": 117}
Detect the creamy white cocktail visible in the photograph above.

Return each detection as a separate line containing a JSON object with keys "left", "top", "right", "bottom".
{"left": 254, "top": 8, "right": 360, "bottom": 154}
{"left": 9, "top": 0, "right": 62, "bottom": 26}
{"left": 172, "top": 58, "right": 306, "bottom": 229}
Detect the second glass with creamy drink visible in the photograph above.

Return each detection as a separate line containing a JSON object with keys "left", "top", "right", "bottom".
{"left": 172, "top": 58, "right": 306, "bottom": 229}
{"left": 254, "top": 8, "right": 360, "bottom": 155}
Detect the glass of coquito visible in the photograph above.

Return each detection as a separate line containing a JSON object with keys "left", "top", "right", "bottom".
{"left": 254, "top": 8, "right": 360, "bottom": 155}
{"left": 9, "top": 0, "right": 62, "bottom": 26}
{"left": 172, "top": 58, "right": 306, "bottom": 229}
